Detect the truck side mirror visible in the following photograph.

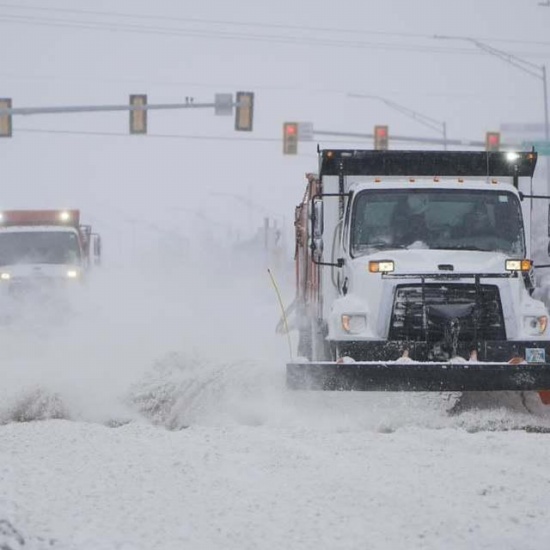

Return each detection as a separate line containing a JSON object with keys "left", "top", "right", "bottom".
{"left": 92, "top": 234, "right": 102, "bottom": 266}
{"left": 312, "top": 199, "right": 324, "bottom": 238}
{"left": 311, "top": 199, "right": 324, "bottom": 262}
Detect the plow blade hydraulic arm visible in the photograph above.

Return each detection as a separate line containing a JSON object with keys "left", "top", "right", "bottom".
{"left": 286, "top": 362, "right": 550, "bottom": 392}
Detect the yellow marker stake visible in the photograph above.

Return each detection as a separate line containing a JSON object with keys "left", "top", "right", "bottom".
{"left": 267, "top": 268, "right": 293, "bottom": 362}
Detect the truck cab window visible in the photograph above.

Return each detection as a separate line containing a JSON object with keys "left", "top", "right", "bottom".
{"left": 350, "top": 188, "right": 525, "bottom": 257}
{"left": 0, "top": 231, "right": 81, "bottom": 266}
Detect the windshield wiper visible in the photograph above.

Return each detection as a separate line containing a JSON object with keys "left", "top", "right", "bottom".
{"left": 431, "top": 245, "right": 487, "bottom": 251}
{"left": 355, "top": 242, "right": 408, "bottom": 251}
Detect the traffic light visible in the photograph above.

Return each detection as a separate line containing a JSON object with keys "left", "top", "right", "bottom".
{"left": 0, "top": 98, "right": 12, "bottom": 138}
{"left": 235, "top": 91, "right": 254, "bottom": 131}
{"left": 374, "top": 125, "right": 388, "bottom": 150}
{"left": 283, "top": 122, "right": 299, "bottom": 155}
{"left": 485, "top": 131, "right": 500, "bottom": 151}
{"left": 129, "top": 94, "right": 147, "bottom": 134}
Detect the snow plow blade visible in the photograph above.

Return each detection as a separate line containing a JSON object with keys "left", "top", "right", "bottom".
{"left": 286, "top": 361, "right": 550, "bottom": 392}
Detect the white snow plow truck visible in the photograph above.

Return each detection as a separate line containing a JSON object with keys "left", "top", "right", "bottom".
{"left": 0, "top": 209, "right": 101, "bottom": 297}
{"left": 287, "top": 149, "right": 550, "bottom": 399}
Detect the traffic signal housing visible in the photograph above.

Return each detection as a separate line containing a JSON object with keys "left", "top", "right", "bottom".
{"left": 485, "top": 131, "right": 500, "bottom": 152}
{"left": 0, "top": 98, "right": 12, "bottom": 138}
{"left": 235, "top": 91, "right": 254, "bottom": 131}
{"left": 374, "top": 125, "right": 388, "bottom": 150}
{"left": 129, "top": 94, "right": 147, "bottom": 134}
{"left": 283, "top": 122, "right": 299, "bottom": 155}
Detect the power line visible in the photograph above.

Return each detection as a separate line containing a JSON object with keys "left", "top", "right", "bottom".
{"left": 16, "top": 127, "right": 280, "bottom": 141}
{"left": 13, "top": 127, "right": 378, "bottom": 145}
{"left": 0, "top": 14, "right": 468, "bottom": 54}
{"left": 13, "top": 127, "right": 490, "bottom": 149}
{"left": 0, "top": 3, "right": 548, "bottom": 49}
{"left": 0, "top": 3, "right": 437, "bottom": 39}
{"left": 0, "top": 12, "right": 547, "bottom": 58}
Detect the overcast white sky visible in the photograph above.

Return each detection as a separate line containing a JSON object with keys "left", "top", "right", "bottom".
{"left": 1, "top": 0, "right": 549, "bottom": 245}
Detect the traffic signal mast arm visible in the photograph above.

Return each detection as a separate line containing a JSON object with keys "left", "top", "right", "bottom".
{"left": 0, "top": 101, "right": 219, "bottom": 116}
{"left": 0, "top": 92, "right": 255, "bottom": 136}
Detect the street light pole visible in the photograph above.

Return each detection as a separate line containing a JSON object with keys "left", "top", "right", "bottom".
{"left": 543, "top": 65, "right": 550, "bottom": 145}
{"left": 435, "top": 35, "right": 550, "bottom": 191}
{"left": 348, "top": 93, "right": 448, "bottom": 149}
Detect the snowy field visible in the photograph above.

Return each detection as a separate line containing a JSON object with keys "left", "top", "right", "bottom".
{"left": 1, "top": 249, "right": 550, "bottom": 550}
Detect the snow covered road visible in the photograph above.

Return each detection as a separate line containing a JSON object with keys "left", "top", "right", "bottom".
{"left": 2, "top": 415, "right": 550, "bottom": 550}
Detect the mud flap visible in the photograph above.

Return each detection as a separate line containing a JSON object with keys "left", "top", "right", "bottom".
{"left": 286, "top": 361, "right": 550, "bottom": 392}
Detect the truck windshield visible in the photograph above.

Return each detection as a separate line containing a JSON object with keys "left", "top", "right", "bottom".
{"left": 350, "top": 188, "right": 525, "bottom": 257}
{"left": 0, "top": 231, "right": 81, "bottom": 266}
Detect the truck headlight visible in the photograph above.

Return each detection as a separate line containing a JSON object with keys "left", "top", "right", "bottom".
{"left": 524, "top": 315, "right": 548, "bottom": 335}
{"left": 369, "top": 260, "right": 394, "bottom": 273}
{"left": 0, "top": 272, "right": 11, "bottom": 280}
{"left": 341, "top": 314, "right": 367, "bottom": 334}
{"left": 506, "top": 259, "right": 532, "bottom": 272}
{"left": 66, "top": 270, "right": 79, "bottom": 279}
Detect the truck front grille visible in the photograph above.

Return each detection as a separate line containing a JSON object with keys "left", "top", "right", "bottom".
{"left": 8, "top": 277, "right": 60, "bottom": 297}
{"left": 389, "top": 283, "right": 505, "bottom": 342}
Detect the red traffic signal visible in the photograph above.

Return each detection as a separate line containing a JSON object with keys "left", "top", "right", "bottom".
{"left": 283, "top": 122, "right": 299, "bottom": 155}
{"left": 374, "top": 125, "right": 388, "bottom": 150}
{"left": 485, "top": 131, "right": 500, "bottom": 152}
